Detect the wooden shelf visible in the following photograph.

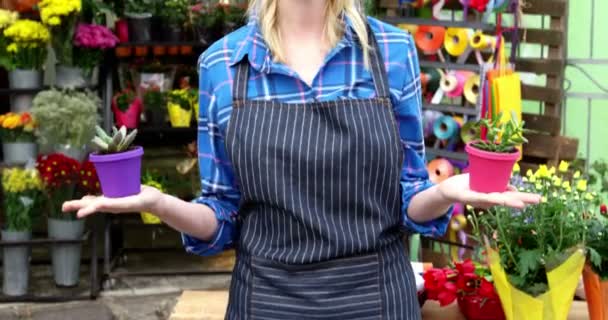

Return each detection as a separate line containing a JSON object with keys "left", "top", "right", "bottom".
{"left": 419, "top": 61, "right": 481, "bottom": 72}
{"left": 381, "top": 16, "right": 494, "bottom": 31}
{"left": 425, "top": 148, "right": 468, "bottom": 161}
{"left": 423, "top": 103, "right": 478, "bottom": 116}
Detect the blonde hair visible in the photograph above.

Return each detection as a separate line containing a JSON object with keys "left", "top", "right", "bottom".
{"left": 248, "top": 0, "right": 371, "bottom": 68}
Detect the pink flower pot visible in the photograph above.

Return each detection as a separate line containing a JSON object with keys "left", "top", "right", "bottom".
{"left": 112, "top": 97, "right": 142, "bottom": 129}
{"left": 465, "top": 142, "right": 520, "bottom": 193}
{"left": 115, "top": 20, "right": 129, "bottom": 43}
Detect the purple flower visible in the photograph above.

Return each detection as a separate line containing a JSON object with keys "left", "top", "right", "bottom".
{"left": 74, "top": 23, "right": 119, "bottom": 49}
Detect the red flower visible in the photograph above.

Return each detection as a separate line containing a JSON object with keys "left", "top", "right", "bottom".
{"left": 78, "top": 161, "right": 101, "bottom": 195}
{"left": 424, "top": 268, "right": 447, "bottom": 293}
{"left": 455, "top": 259, "right": 475, "bottom": 275}
{"left": 478, "top": 278, "right": 497, "bottom": 299}
{"left": 456, "top": 272, "right": 479, "bottom": 293}
{"left": 601, "top": 204, "right": 607, "bottom": 216}
{"left": 469, "top": 0, "right": 490, "bottom": 12}
{"left": 438, "top": 282, "right": 458, "bottom": 306}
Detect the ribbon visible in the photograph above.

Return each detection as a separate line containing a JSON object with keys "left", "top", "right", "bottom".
{"left": 427, "top": 158, "right": 455, "bottom": 184}
{"left": 423, "top": 110, "right": 442, "bottom": 138}
{"left": 460, "top": 121, "right": 480, "bottom": 144}
{"left": 415, "top": 25, "right": 446, "bottom": 55}
{"left": 470, "top": 30, "right": 496, "bottom": 50}
{"left": 493, "top": 0, "right": 509, "bottom": 12}
{"left": 421, "top": 67, "right": 441, "bottom": 95}
{"left": 444, "top": 28, "right": 469, "bottom": 56}
{"left": 449, "top": 208, "right": 467, "bottom": 261}
{"left": 440, "top": 71, "right": 469, "bottom": 98}
{"left": 464, "top": 74, "right": 480, "bottom": 104}
{"left": 433, "top": 115, "right": 460, "bottom": 140}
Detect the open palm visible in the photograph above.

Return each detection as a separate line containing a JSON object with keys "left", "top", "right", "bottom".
{"left": 438, "top": 174, "right": 541, "bottom": 210}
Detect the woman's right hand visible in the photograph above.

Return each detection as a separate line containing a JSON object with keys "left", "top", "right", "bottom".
{"left": 62, "top": 185, "right": 165, "bottom": 219}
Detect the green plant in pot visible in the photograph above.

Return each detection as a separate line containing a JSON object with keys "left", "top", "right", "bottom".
{"left": 90, "top": 126, "right": 143, "bottom": 198}
{"left": 31, "top": 89, "right": 100, "bottom": 161}
{"left": 143, "top": 85, "right": 167, "bottom": 126}
{"left": 167, "top": 89, "right": 193, "bottom": 127}
{"left": 158, "top": 0, "right": 189, "bottom": 42}
{"left": 124, "top": 0, "right": 154, "bottom": 42}
{"left": 112, "top": 89, "right": 142, "bottom": 129}
{"left": 464, "top": 112, "right": 527, "bottom": 193}
{"left": 36, "top": 153, "right": 99, "bottom": 287}
{"left": 1, "top": 167, "right": 43, "bottom": 296}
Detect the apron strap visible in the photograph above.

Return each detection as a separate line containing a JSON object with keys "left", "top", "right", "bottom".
{"left": 232, "top": 22, "right": 392, "bottom": 104}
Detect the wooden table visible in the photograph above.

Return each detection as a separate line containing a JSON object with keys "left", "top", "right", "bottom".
{"left": 170, "top": 290, "right": 591, "bottom": 320}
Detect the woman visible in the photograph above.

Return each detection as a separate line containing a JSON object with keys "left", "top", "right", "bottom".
{"left": 64, "top": 0, "right": 540, "bottom": 318}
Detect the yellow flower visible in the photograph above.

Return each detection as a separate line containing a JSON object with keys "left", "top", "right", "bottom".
{"left": 548, "top": 166, "right": 556, "bottom": 175}
{"left": 558, "top": 161, "right": 569, "bottom": 173}
{"left": 536, "top": 165, "right": 550, "bottom": 179}
{"left": 562, "top": 181, "right": 570, "bottom": 189}
{"left": 541, "top": 196, "right": 547, "bottom": 203}
{"left": 553, "top": 177, "right": 562, "bottom": 187}
{"left": 0, "top": 9, "right": 18, "bottom": 29}
{"left": 3, "top": 19, "right": 50, "bottom": 45}
{"left": 38, "top": 0, "right": 81, "bottom": 26}
{"left": 585, "top": 193, "right": 594, "bottom": 201}
{"left": 48, "top": 16, "right": 61, "bottom": 26}
{"left": 522, "top": 177, "right": 528, "bottom": 182}
{"left": 529, "top": 175, "right": 537, "bottom": 183}
{"left": 566, "top": 186, "right": 572, "bottom": 193}
{"left": 577, "top": 179, "right": 588, "bottom": 192}
{"left": 2, "top": 114, "right": 20, "bottom": 129}
{"left": 573, "top": 171, "right": 581, "bottom": 179}
{"left": 1, "top": 168, "right": 42, "bottom": 193}
{"left": 6, "top": 43, "right": 17, "bottom": 53}
{"left": 526, "top": 169, "right": 533, "bottom": 177}
{"left": 513, "top": 163, "right": 520, "bottom": 173}
{"left": 535, "top": 183, "right": 543, "bottom": 190}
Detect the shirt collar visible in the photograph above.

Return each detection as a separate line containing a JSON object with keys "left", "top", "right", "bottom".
{"left": 229, "top": 14, "right": 357, "bottom": 72}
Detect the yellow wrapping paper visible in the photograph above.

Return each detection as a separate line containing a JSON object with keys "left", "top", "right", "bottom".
{"left": 488, "top": 248, "right": 585, "bottom": 320}
{"left": 140, "top": 212, "right": 162, "bottom": 224}
{"left": 168, "top": 102, "right": 193, "bottom": 127}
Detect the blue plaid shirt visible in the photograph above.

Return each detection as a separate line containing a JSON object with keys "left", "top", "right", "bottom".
{"left": 183, "top": 17, "right": 451, "bottom": 256}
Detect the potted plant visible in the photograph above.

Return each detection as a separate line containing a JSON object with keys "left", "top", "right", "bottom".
{"left": 158, "top": 0, "right": 189, "bottom": 42}
{"left": 112, "top": 89, "right": 142, "bottom": 129}
{"left": 143, "top": 85, "right": 167, "bottom": 126}
{"left": 140, "top": 171, "right": 165, "bottom": 224}
{"left": 1, "top": 167, "right": 43, "bottom": 296}
{"left": 73, "top": 23, "right": 119, "bottom": 85}
{"left": 468, "top": 163, "right": 590, "bottom": 320}
{"left": 90, "top": 126, "right": 143, "bottom": 198}
{"left": 423, "top": 259, "right": 505, "bottom": 320}
{"left": 2, "top": 18, "right": 50, "bottom": 112}
{"left": 36, "top": 154, "right": 100, "bottom": 287}
{"left": 38, "top": 0, "right": 83, "bottom": 89}
{"left": 464, "top": 113, "right": 527, "bottom": 193}
{"left": 0, "top": 112, "right": 37, "bottom": 164}
{"left": 124, "top": 0, "right": 154, "bottom": 43}
{"left": 167, "top": 89, "right": 193, "bottom": 127}
{"left": 31, "top": 89, "right": 100, "bottom": 161}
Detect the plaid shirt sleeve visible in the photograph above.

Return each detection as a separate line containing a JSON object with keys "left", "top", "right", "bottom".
{"left": 396, "top": 34, "right": 452, "bottom": 237}
{"left": 181, "top": 60, "right": 241, "bottom": 256}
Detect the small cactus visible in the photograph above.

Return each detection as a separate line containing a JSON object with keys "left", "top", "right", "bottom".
{"left": 92, "top": 125, "right": 138, "bottom": 154}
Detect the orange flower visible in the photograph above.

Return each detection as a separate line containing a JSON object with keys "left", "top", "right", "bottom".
{"left": 20, "top": 112, "right": 32, "bottom": 125}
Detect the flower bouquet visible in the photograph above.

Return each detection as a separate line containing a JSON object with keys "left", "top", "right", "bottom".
{"left": 73, "top": 23, "right": 119, "bottom": 76}
{"left": 167, "top": 88, "right": 194, "bottom": 127}
{"left": 424, "top": 259, "right": 505, "bottom": 320}
{"left": 0, "top": 112, "right": 37, "bottom": 164}
{"left": 36, "top": 153, "right": 100, "bottom": 287}
{"left": 468, "top": 162, "right": 590, "bottom": 320}
{"left": 38, "top": 0, "right": 81, "bottom": 66}
{"left": 1, "top": 167, "right": 43, "bottom": 296}
{"left": 112, "top": 89, "right": 142, "bottom": 129}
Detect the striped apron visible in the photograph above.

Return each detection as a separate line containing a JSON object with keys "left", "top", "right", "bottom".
{"left": 224, "top": 26, "right": 421, "bottom": 319}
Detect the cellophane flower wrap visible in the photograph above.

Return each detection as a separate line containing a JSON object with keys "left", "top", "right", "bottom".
{"left": 0, "top": 112, "right": 36, "bottom": 142}
{"left": 73, "top": 23, "right": 118, "bottom": 74}
{"left": 2, "top": 19, "right": 50, "bottom": 70}
{"left": 38, "top": 0, "right": 81, "bottom": 66}
{"left": 36, "top": 153, "right": 100, "bottom": 220}
{"left": 1, "top": 167, "right": 44, "bottom": 231}
{"left": 469, "top": 162, "right": 593, "bottom": 320}
{"left": 167, "top": 89, "right": 193, "bottom": 127}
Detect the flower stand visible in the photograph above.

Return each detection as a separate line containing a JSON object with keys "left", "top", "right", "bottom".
{"left": 583, "top": 264, "right": 608, "bottom": 320}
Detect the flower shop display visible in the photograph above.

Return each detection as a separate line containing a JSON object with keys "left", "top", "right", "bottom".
{"left": 2, "top": 17, "right": 50, "bottom": 112}
{"left": 140, "top": 172, "right": 165, "bottom": 224}
{"left": 71, "top": 23, "right": 119, "bottom": 85}
{"left": 1, "top": 167, "right": 43, "bottom": 296}
{"left": 423, "top": 259, "right": 505, "bottom": 320}
{"left": 0, "top": 112, "right": 37, "bottom": 164}
{"left": 158, "top": 0, "right": 189, "bottom": 42}
{"left": 167, "top": 88, "right": 194, "bottom": 127}
{"left": 143, "top": 85, "right": 167, "bottom": 126}
{"left": 90, "top": 125, "right": 142, "bottom": 198}
{"left": 468, "top": 163, "right": 591, "bottom": 320}
{"left": 36, "top": 153, "right": 100, "bottom": 287}
{"left": 124, "top": 0, "right": 154, "bottom": 42}
{"left": 38, "top": 0, "right": 82, "bottom": 88}
{"left": 31, "top": 89, "right": 100, "bottom": 160}
{"left": 112, "top": 89, "right": 142, "bottom": 129}
{"left": 190, "top": 2, "right": 247, "bottom": 44}
{"left": 465, "top": 113, "right": 527, "bottom": 193}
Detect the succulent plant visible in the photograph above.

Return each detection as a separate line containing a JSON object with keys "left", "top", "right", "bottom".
{"left": 92, "top": 125, "right": 138, "bottom": 154}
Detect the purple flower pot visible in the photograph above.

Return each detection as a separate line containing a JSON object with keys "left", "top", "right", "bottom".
{"left": 89, "top": 147, "right": 143, "bottom": 198}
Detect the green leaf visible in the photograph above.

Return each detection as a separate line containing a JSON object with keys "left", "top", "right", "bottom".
{"left": 518, "top": 249, "right": 541, "bottom": 277}
{"left": 589, "top": 247, "right": 602, "bottom": 268}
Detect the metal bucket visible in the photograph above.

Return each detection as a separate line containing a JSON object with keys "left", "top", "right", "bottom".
{"left": 55, "top": 65, "right": 97, "bottom": 89}
{"left": 9, "top": 69, "right": 42, "bottom": 112}
{"left": 2, "top": 142, "right": 37, "bottom": 165}
{"left": 2, "top": 230, "right": 32, "bottom": 296}
{"left": 48, "top": 218, "right": 85, "bottom": 287}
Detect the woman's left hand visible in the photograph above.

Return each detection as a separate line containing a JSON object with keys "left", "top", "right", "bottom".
{"left": 437, "top": 174, "right": 541, "bottom": 210}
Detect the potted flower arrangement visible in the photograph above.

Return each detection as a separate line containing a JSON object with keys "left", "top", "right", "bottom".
{"left": 468, "top": 163, "right": 590, "bottom": 320}
{"left": 124, "top": 0, "right": 154, "bottom": 43}
{"left": 38, "top": 0, "right": 83, "bottom": 89}
{"left": 73, "top": 23, "right": 119, "bottom": 84}
{"left": 0, "top": 112, "right": 37, "bottom": 164}
{"left": 112, "top": 89, "right": 142, "bottom": 129}
{"left": 31, "top": 89, "right": 100, "bottom": 160}
{"left": 167, "top": 88, "right": 194, "bottom": 128}
{"left": 36, "top": 154, "right": 100, "bottom": 287}
{"left": 90, "top": 126, "right": 142, "bottom": 198}
{"left": 465, "top": 113, "right": 527, "bottom": 193}
{"left": 140, "top": 171, "right": 165, "bottom": 224}
{"left": 158, "top": 0, "right": 189, "bottom": 42}
{"left": 1, "top": 167, "right": 43, "bottom": 296}
{"left": 423, "top": 259, "right": 505, "bottom": 320}
{"left": 143, "top": 85, "right": 167, "bottom": 126}
{"left": 2, "top": 18, "right": 50, "bottom": 112}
